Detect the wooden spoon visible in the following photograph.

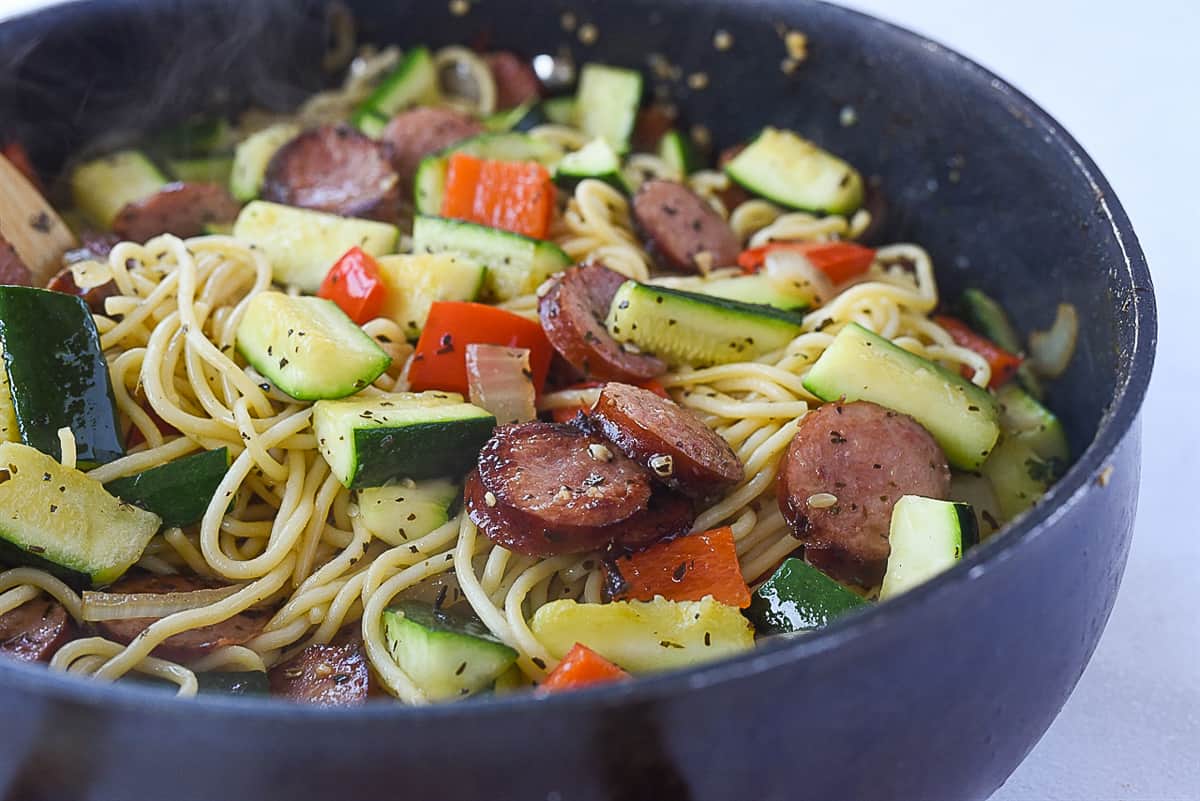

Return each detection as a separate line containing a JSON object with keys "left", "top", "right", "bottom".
{"left": 0, "top": 153, "right": 77, "bottom": 286}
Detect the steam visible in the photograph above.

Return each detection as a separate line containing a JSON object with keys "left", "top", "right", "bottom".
{"left": 0, "top": 0, "right": 334, "bottom": 176}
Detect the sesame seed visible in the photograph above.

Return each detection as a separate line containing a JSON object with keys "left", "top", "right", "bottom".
{"left": 807, "top": 492, "right": 838, "bottom": 509}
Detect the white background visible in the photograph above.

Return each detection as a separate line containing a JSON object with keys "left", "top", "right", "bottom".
{"left": 1, "top": 1, "right": 1197, "bottom": 798}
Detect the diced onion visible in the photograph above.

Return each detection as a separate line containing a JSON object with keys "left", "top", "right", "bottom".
{"left": 434, "top": 46, "right": 497, "bottom": 116}
{"left": 81, "top": 585, "right": 241, "bottom": 621}
{"left": 466, "top": 344, "right": 536, "bottom": 426}
{"left": 764, "top": 248, "right": 834, "bottom": 305}
{"left": 1028, "top": 303, "right": 1079, "bottom": 378}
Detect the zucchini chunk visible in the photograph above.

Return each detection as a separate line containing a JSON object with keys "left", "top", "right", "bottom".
{"left": 0, "top": 351, "right": 19, "bottom": 445}
{"left": 604, "top": 280, "right": 804, "bottom": 367}
{"left": 70, "top": 150, "right": 169, "bottom": 230}
{"left": 745, "top": 557, "right": 867, "bottom": 634}
{"left": 236, "top": 292, "right": 391, "bottom": 401}
{"left": 104, "top": 447, "right": 229, "bottom": 528}
{"left": 413, "top": 132, "right": 564, "bottom": 216}
{"left": 350, "top": 107, "right": 390, "bottom": 139}
{"left": 878, "top": 495, "right": 978, "bottom": 600}
{"left": 229, "top": 123, "right": 301, "bottom": 202}
{"left": 411, "top": 215, "right": 570, "bottom": 302}
{"left": 0, "top": 287, "right": 124, "bottom": 466}
{"left": 802, "top": 323, "right": 1001, "bottom": 470}
{"left": 166, "top": 155, "right": 235, "bottom": 185}
{"left": 996, "top": 383, "right": 1069, "bottom": 464}
{"left": 552, "top": 138, "right": 627, "bottom": 192}
{"left": 979, "top": 436, "right": 1060, "bottom": 520}
{"left": 530, "top": 596, "right": 755, "bottom": 673}
{"left": 0, "top": 442, "right": 161, "bottom": 587}
{"left": 574, "top": 63, "right": 643, "bottom": 154}
{"left": 376, "top": 253, "right": 487, "bottom": 341}
{"left": 725, "top": 128, "right": 864, "bottom": 215}
{"left": 313, "top": 391, "right": 495, "bottom": 488}
{"left": 358, "top": 46, "right": 439, "bottom": 119}
{"left": 357, "top": 478, "right": 460, "bottom": 546}
{"left": 658, "top": 129, "right": 700, "bottom": 176}
{"left": 541, "top": 96, "right": 577, "bottom": 126}
{"left": 231, "top": 201, "right": 400, "bottom": 291}
{"left": 689, "top": 273, "right": 815, "bottom": 313}
{"left": 383, "top": 601, "right": 518, "bottom": 701}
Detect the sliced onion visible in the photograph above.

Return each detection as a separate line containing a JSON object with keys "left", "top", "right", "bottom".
{"left": 764, "top": 248, "right": 834, "bottom": 305}
{"left": 434, "top": 46, "right": 497, "bottom": 116}
{"left": 1028, "top": 303, "right": 1079, "bottom": 378}
{"left": 81, "top": 585, "right": 241, "bottom": 622}
{"left": 466, "top": 344, "right": 536, "bottom": 426}
{"left": 68, "top": 258, "right": 114, "bottom": 290}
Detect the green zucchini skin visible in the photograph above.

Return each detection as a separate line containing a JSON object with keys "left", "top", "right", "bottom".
{"left": 0, "top": 536, "right": 90, "bottom": 589}
{"left": 745, "top": 557, "right": 867, "bottom": 635}
{"left": 104, "top": 448, "right": 230, "bottom": 528}
{"left": 350, "top": 419, "right": 496, "bottom": 489}
{"left": 0, "top": 287, "right": 124, "bottom": 466}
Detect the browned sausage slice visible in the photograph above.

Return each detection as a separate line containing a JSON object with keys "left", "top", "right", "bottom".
{"left": 381, "top": 107, "right": 485, "bottom": 185}
{"left": 633, "top": 180, "right": 740, "bottom": 273}
{"left": 477, "top": 421, "right": 652, "bottom": 531}
{"left": 268, "top": 629, "right": 371, "bottom": 705}
{"left": 590, "top": 382, "right": 744, "bottom": 501}
{"left": 0, "top": 234, "right": 32, "bottom": 286}
{"left": 261, "top": 125, "right": 399, "bottom": 222}
{"left": 485, "top": 51, "right": 542, "bottom": 110}
{"left": 0, "top": 597, "right": 72, "bottom": 662}
{"left": 466, "top": 470, "right": 692, "bottom": 557}
{"left": 95, "top": 573, "right": 271, "bottom": 661}
{"left": 539, "top": 263, "right": 666, "bottom": 382}
{"left": 777, "top": 401, "right": 952, "bottom": 586}
{"left": 111, "top": 182, "right": 240, "bottom": 242}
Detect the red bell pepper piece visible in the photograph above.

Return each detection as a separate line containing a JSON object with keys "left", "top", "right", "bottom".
{"left": 408, "top": 302, "right": 553, "bottom": 396}
{"left": 737, "top": 241, "right": 876, "bottom": 284}
{"left": 539, "top": 643, "right": 629, "bottom": 692}
{"left": 442, "top": 152, "right": 555, "bottom": 240}
{"left": 317, "top": 247, "right": 386, "bottom": 325}
{"left": 934, "top": 315, "right": 1024, "bottom": 389}
{"left": 603, "top": 526, "right": 752, "bottom": 608}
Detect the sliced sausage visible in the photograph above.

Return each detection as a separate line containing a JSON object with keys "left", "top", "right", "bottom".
{"left": 466, "top": 470, "right": 692, "bottom": 557}
{"left": 111, "top": 182, "right": 239, "bottom": 242}
{"left": 476, "top": 421, "right": 652, "bottom": 531}
{"left": 590, "top": 382, "right": 744, "bottom": 501}
{"left": 485, "top": 51, "right": 542, "bottom": 111}
{"left": 47, "top": 266, "right": 119, "bottom": 314}
{"left": 261, "top": 125, "right": 399, "bottom": 222}
{"left": 381, "top": 107, "right": 485, "bottom": 185}
{"left": 268, "top": 628, "right": 372, "bottom": 705}
{"left": 633, "top": 179, "right": 740, "bottom": 273}
{"left": 0, "top": 234, "right": 32, "bottom": 286}
{"left": 539, "top": 262, "right": 666, "bottom": 382}
{"left": 777, "top": 401, "right": 952, "bottom": 586}
{"left": 0, "top": 597, "right": 72, "bottom": 662}
{"left": 94, "top": 573, "right": 271, "bottom": 662}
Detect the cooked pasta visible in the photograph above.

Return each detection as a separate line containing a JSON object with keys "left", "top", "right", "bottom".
{"left": 0, "top": 40, "right": 1068, "bottom": 705}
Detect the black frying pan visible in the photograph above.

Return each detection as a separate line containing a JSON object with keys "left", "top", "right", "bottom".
{"left": 0, "top": 1, "right": 1156, "bottom": 799}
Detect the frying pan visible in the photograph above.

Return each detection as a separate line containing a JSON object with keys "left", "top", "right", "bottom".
{"left": 0, "top": 1, "right": 1157, "bottom": 799}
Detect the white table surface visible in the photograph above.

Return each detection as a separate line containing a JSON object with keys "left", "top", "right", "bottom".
{"left": 1, "top": 1, "right": 1196, "bottom": 799}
